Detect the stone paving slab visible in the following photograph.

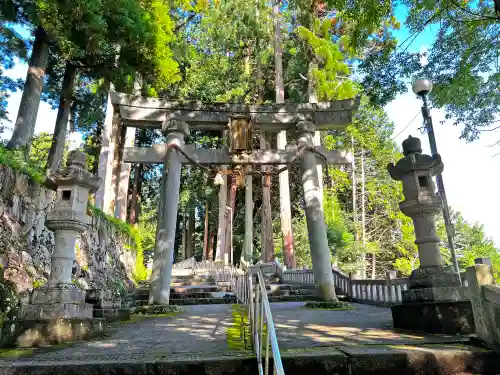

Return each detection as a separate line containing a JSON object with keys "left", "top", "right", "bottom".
{"left": 0, "top": 304, "right": 243, "bottom": 364}
{"left": 271, "top": 302, "right": 472, "bottom": 348}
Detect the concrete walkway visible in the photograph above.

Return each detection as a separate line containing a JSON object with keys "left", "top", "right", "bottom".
{"left": 272, "top": 302, "right": 470, "bottom": 349}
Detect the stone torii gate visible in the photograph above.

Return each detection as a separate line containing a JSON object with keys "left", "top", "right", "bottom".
{"left": 96, "top": 91, "right": 360, "bottom": 305}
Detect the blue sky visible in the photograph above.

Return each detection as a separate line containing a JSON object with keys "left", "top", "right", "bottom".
{"left": 2, "top": 7, "right": 499, "bottom": 245}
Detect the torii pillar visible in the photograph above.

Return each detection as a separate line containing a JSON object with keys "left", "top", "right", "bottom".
{"left": 149, "top": 121, "right": 188, "bottom": 306}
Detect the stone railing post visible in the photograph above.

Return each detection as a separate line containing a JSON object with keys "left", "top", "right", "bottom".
{"left": 386, "top": 270, "right": 396, "bottom": 303}
{"left": 466, "top": 262, "right": 496, "bottom": 346}
{"left": 348, "top": 273, "right": 354, "bottom": 299}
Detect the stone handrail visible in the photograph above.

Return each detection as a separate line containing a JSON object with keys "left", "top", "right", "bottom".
{"left": 282, "top": 269, "right": 315, "bottom": 285}
{"left": 466, "top": 260, "right": 500, "bottom": 351}
{"left": 172, "top": 257, "right": 196, "bottom": 270}
{"left": 281, "top": 267, "right": 410, "bottom": 306}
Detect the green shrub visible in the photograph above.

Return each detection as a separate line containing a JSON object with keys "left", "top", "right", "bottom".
{"left": 0, "top": 274, "right": 18, "bottom": 326}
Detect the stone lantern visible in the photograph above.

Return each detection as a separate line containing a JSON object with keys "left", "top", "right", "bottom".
{"left": 8, "top": 151, "right": 104, "bottom": 346}
{"left": 388, "top": 136, "right": 472, "bottom": 334}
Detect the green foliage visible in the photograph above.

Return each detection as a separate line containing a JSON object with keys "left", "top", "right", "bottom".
{"left": 297, "top": 25, "right": 356, "bottom": 101}
{"left": 401, "top": 0, "right": 500, "bottom": 141}
{"left": 0, "top": 145, "right": 44, "bottom": 183}
{"left": 0, "top": 271, "right": 18, "bottom": 327}
{"left": 438, "top": 211, "right": 500, "bottom": 282}
{"left": 87, "top": 205, "right": 147, "bottom": 283}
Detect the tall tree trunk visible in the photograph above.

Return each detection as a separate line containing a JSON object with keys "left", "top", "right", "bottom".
{"left": 260, "top": 133, "right": 274, "bottom": 262}
{"left": 7, "top": 27, "right": 50, "bottom": 151}
{"left": 46, "top": 62, "right": 77, "bottom": 175}
{"left": 187, "top": 201, "right": 195, "bottom": 259}
{"left": 244, "top": 166, "right": 253, "bottom": 262}
{"left": 306, "top": 6, "right": 323, "bottom": 209}
{"left": 129, "top": 163, "right": 142, "bottom": 225}
{"left": 208, "top": 231, "right": 214, "bottom": 261}
{"left": 203, "top": 200, "right": 210, "bottom": 260}
{"left": 181, "top": 210, "right": 187, "bottom": 261}
{"left": 215, "top": 167, "right": 228, "bottom": 263}
{"left": 273, "top": 0, "right": 295, "bottom": 269}
{"left": 224, "top": 173, "right": 238, "bottom": 264}
{"left": 360, "top": 149, "right": 372, "bottom": 279}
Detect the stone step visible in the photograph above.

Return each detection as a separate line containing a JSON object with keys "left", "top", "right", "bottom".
{"left": 171, "top": 286, "right": 220, "bottom": 293}
{"left": 171, "top": 281, "right": 217, "bottom": 287}
{"left": 171, "top": 275, "right": 215, "bottom": 281}
{"left": 2, "top": 342, "right": 498, "bottom": 374}
{"left": 170, "top": 297, "right": 237, "bottom": 305}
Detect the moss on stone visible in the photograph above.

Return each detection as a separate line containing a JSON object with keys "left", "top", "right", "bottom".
{"left": 304, "top": 300, "right": 353, "bottom": 310}
{"left": 133, "top": 304, "right": 185, "bottom": 315}
{"left": 227, "top": 304, "right": 253, "bottom": 351}
{"left": 123, "top": 312, "right": 180, "bottom": 324}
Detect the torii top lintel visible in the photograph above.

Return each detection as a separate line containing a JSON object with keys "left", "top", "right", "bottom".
{"left": 110, "top": 91, "right": 361, "bottom": 131}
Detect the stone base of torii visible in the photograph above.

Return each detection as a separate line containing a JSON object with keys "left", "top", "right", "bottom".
{"left": 94, "top": 91, "right": 360, "bottom": 305}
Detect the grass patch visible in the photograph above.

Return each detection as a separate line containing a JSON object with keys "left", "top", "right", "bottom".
{"left": 304, "top": 300, "right": 353, "bottom": 310}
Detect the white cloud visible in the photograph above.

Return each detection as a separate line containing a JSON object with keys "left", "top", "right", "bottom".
{"left": 418, "top": 45, "right": 428, "bottom": 67}
{"left": 386, "top": 89, "right": 500, "bottom": 246}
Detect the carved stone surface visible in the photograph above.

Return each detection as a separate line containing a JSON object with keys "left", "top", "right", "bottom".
{"left": 0, "top": 317, "right": 105, "bottom": 347}
{"left": 408, "top": 265, "right": 462, "bottom": 289}
{"left": 31, "top": 285, "right": 86, "bottom": 304}
{"left": 402, "top": 286, "right": 469, "bottom": 303}
{"left": 19, "top": 302, "right": 93, "bottom": 320}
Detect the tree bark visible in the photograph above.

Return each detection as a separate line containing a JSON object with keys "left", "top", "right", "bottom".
{"left": 260, "top": 132, "right": 275, "bottom": 262}
{"left": 46, "top": 62, "right": 77, "bottom": 174}
{"left": 203, "top": 200, "right": 210, "bottom": 260}
{"left": 273, "top": 0, "right": 295, "bottom": 269}
{"left": 215, "top": 168, "right": 228, "bottom": 263}
{"left": 244, "top": 166, "right": 253, "bottom": 262}
{"left": 224, "top": 173, "right": 238, "bottom": 264}
{"left": 186, "top": 200, "right": 195, "bottom": 259}
{"left": 129, "top": 163, "right": 142, "bottom": 225}
{"left": 208, "top": 231, "right": 214, "bottom": 261}
{"left": 7, "top": 27, "right": 50, "bottom": 151}
{"left": 181, "top": 209, "right": 187, "bottom": 260}
{"left": 361, "top": 149, "right": 370, "bottom": 279}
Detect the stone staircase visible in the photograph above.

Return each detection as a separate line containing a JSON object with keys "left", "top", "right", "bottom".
{"left": 133, "top": 273, "right": 237, "bottom": 306}
{"left": 254, "top": 269, "right": 347, "bottom": 302}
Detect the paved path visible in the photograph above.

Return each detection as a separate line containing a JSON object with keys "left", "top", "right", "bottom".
{"left": 1, "top": 302, "right": 471, "bottom": 364}
{"left": 17, "top": 304, "right": 242, "bottom": 362}
{"left": 272, "top": 302, "right": 469, "bottom": 349}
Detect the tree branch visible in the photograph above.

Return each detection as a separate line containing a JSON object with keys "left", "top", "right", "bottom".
{"left": 175, "top": 13, "right": 197, "bottom": 33}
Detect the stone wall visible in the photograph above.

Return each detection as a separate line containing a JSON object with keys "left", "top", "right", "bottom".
{"left": 0, "top": 165, "right": 137, "bottom": 302}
